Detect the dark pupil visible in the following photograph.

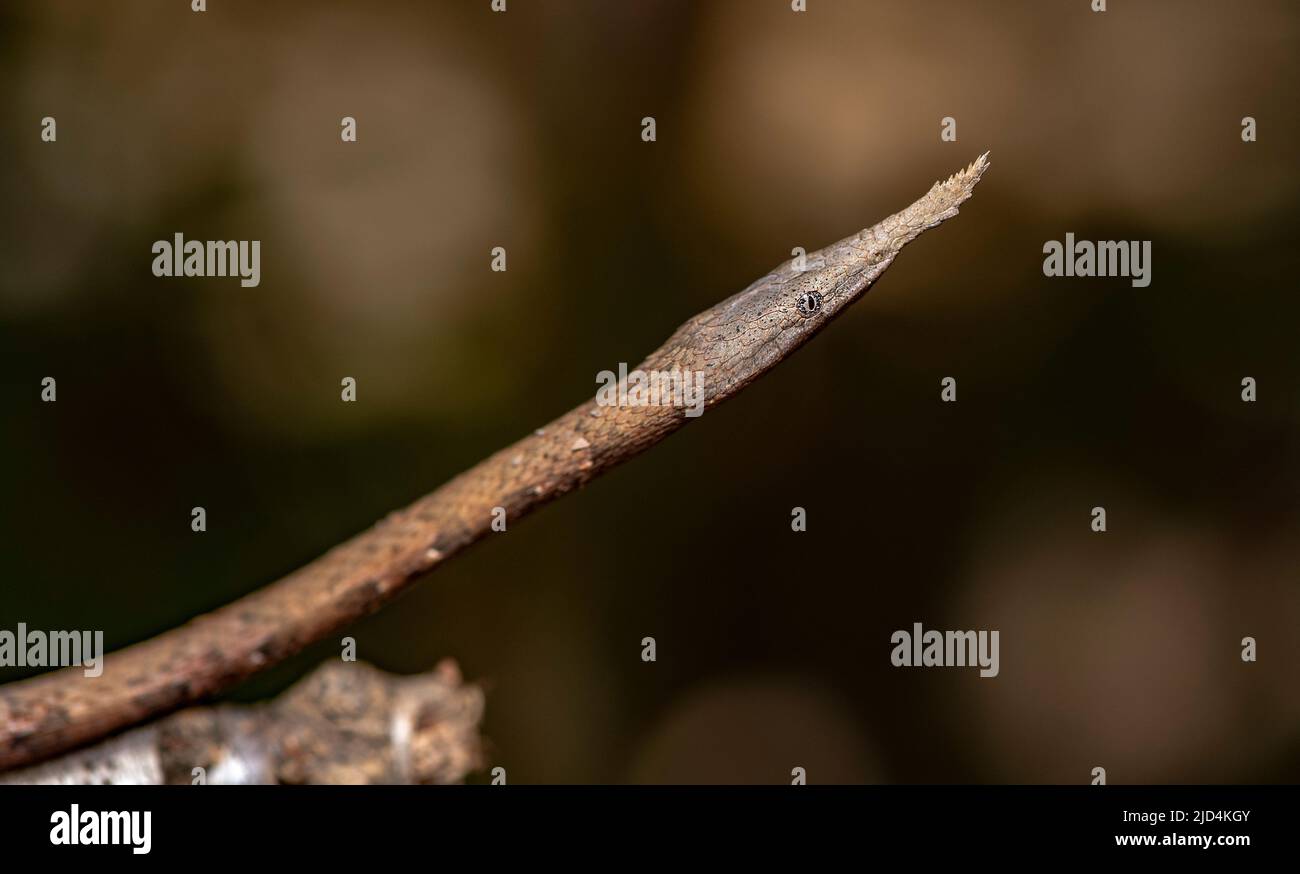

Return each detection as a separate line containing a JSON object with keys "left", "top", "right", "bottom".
{"left": 798, "top": 293, "right": 820, "bottom": 315}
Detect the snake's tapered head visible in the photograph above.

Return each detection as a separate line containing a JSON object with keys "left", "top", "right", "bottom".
{"left": 786, "top": 150, "right": 991, "bottom": 323}
{"left": 650, "top": 153, "right": 990, "bottom": 404}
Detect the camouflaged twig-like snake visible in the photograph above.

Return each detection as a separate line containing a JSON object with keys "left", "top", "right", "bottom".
{"left": 0, "top": 154, "right": 989, "bottom": 771}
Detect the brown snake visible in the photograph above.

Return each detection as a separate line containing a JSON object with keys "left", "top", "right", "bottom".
{"left": 0, "top": 153, "right": 989, "bottom": 771}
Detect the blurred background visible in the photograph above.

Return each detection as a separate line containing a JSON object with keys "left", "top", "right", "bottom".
{"left": 1, "top": 0, "right": 1297, "bottom": 783}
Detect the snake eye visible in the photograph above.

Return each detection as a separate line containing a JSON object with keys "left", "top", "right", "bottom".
{"left": 796, "top": 291, "right": 822, "bottom": 317}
